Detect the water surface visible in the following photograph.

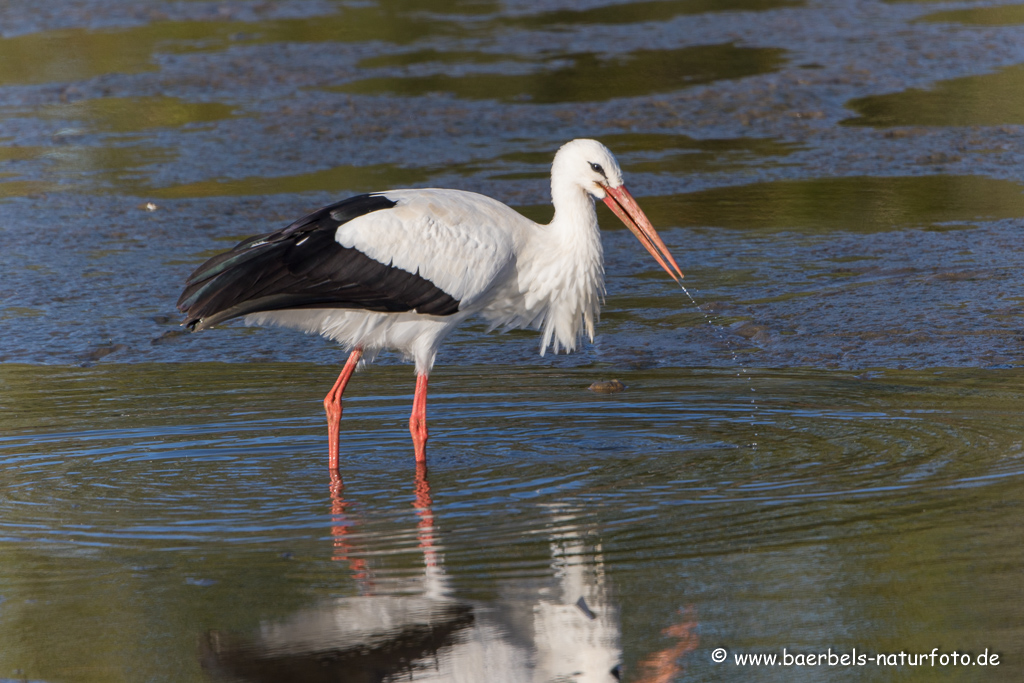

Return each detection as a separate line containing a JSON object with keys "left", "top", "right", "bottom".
{"left": 3, "top": 0, "right": 1024, "bottom": 681}
{"left": 842, "top": 65, "right": 1024, "bottom": 128}
{"left": 2, "top": 363, "right": 1023, "bottom": 681}
{"left": 334, "top": 44, "right": 788, "bottom": 103}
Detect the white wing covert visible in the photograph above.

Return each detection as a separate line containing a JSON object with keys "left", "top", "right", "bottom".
{"left": 334, "top": 189, "right": 523, "bottom": 309}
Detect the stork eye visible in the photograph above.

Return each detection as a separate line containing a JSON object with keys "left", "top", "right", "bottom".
{"left": 589, "top": 162, "right": 605, "bottom": 176}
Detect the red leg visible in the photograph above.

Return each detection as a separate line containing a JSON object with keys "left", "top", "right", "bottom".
{"left": 409, "top": 373, "right": 429, "bottom": 463}
{"left": 324, "top": 348, "right": 362, "bottom": 475}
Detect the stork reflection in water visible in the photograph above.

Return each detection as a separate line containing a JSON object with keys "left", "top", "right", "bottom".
{"left": 201, "top": 467, "right": 697, "bottom": 682}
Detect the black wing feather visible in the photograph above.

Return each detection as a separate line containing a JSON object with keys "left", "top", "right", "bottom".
{"left": 177, "top": 194, "right": 461, "bottom": 330}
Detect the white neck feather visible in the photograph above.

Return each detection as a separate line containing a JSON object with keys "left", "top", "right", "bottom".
{"left": 519, "top": 178, "right": 605, "bottom": 355}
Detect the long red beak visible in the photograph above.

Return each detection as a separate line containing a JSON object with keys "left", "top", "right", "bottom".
{"left": 602, "top": 184, "right": 684, "bottom": 283}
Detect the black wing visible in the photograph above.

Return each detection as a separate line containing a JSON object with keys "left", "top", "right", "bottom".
{"left": 177, "top": 194, "right": 461, "bottom": 331}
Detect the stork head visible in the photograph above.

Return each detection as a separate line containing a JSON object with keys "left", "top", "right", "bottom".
{"left": 553, "top": 139, "right": 684, "bottom": 283}
{"left": 552, "top": 138, "right": 625, "bottom": 199}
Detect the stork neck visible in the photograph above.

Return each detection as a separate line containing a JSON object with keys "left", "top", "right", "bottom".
{"left": 549, "top": 179, "right": 599, "bottom": 235}
{"left": 521, "top": 177, "right": 605, "bottom": 355}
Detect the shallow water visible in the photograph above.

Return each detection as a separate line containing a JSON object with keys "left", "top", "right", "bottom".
{"left": 3, "top": 363, "right": 1024, "bottom": 682}
{"left": 3, "top": 0, "right": 1024, "bottom": 681}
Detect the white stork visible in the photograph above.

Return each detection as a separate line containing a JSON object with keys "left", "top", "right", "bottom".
{"left": 177, "top": 139, "right": 684, "bottom": 471}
